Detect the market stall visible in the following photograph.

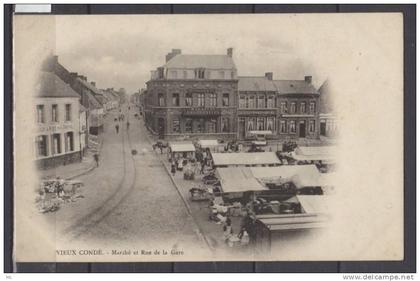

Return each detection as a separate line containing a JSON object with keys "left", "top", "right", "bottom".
{"left": 216, "top": 167, "right": 268, "bottom": 200}
{"left": 291, "top": 146, "right": 336, "bottom": 163}
{"left": 169, "top": 142, "right": 196, "bottom": 160}
{"left": 254, "top": 195, "right": 329, "bottom": 253}
{"left": 211, "top": 152, "right": 281, "bottom": 168}
{"left": 197, "top": 139, "right": 223, "bottom": 152}
{"left": 250, "top": 164, "right": 322, "bottom": 194}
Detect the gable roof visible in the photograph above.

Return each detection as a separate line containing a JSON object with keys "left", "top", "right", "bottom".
{"left": 77, "top": 78, "right": 101, "bottom": 95}
{"left": 273, "top": 80, "right": 318, "bottom": 95}
{"left": 36, "top": 72, "right": 80, "bottom": 98}
{"left": 165, "top": 54, "right": 236, "bottom": 70}
{"left": 238, "top": 76, "right": 277, "bottom": 92}
{"left": 86, "top": 92, "right": 102, "bottom": 109}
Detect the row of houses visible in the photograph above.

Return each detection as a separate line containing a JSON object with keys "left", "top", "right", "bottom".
{"left": 34, "top": 55, "right": 124, "bottom": 169}
{"left": 144, "top": 48, "right": 338, "bottom": 141}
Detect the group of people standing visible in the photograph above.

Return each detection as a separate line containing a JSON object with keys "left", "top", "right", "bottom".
{"left": 114, "top": 107, "right": 131, "bottom": 134}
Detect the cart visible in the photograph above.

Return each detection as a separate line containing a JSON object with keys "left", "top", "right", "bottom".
{"left": 189, "top": 186, "right": 212, "bottom": 201}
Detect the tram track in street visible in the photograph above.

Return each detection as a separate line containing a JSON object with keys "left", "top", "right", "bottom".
{"left": 65, "top": 118, "right": 137, "bottom": 241}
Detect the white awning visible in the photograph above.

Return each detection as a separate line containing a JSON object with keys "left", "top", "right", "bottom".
{"left": 217, "top": 167, "right": 267, "bottom": 193}
{"left": 248, "top": 130, "right": 273, "bottom": 136}
{"left": 169, "top": 142, "right": 196, "bottom": 153}
{"left": 211, "top": 152, "right": 280, "bottom": 166}
{"left": 250, "top": 165, "right": 321, "bottom": 188}
{"left": 297, "top": 195, "right": 329, "bottom": 215}
{"left": 198, "top": 139, "right": 219, "bottom": 148}
{"left": 292, "top": 146, "right": 336, "bottom": 162}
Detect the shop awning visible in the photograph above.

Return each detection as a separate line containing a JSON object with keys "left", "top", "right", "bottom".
{"left": 296, "top": 195, "right": 329, "bottom": 215}
{"left": 248, "top": 130, "right": 273, "bottom": 136}
{"left": 169, "top": 142, "right": 196, "bottom": 153}
{"left": 292, "top": 146, "right": 336, "bottom": 162}
{"left": 250, "top": 165, "right": 321, "bottom": 187}
{"left": 216, "top": 167, "right": 267, "bottom": 193}
{"left": 211, "top": 152, "right": 281, "bottom": 166}
{"left": 198, "top": 139, "right": 219, "bottom": 148}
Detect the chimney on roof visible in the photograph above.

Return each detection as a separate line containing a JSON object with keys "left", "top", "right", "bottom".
{"left": 91, "top": 81, "right": 96, "bottom": 87}
{"left": 165, "top": 49, "right": 182, "bottom": 62}
{"left": 70, "top": 72, "right": 78, "bottom": 79}
{"left": 227, "top": 48, "right": 233, "bottom": 58}
{"left": 305, "top": 76, "right": 312, "bottom": 84}
{"left": 265, "top": 72, "right": 273, "bottom": 80}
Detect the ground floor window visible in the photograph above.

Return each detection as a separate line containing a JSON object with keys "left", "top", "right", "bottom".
{"left": 309, "top": 120, "right": 315, "bottom": 133}
{"left": 289, "top": 121, "right": 296, "bottom": 133}
{"left": 173, "top": 119, "right": 180, "bottom": 133}
{"left": 267, "top": 117, "right": 275, "bottom": 131}
{"left": 36, "top": 135, "right": 48, "bottom": 157}
{"left": 257, "top": 117, "right": 265, "bottom": 130}
{"left": 207, "top": 119, "right": 217, "bottom": 133}
{"left": 247, "top": 118, "right": 255, "bottom": 131}
{"left": 185, "top": 119, "right": 192, "bottom": 133}
{"left": 221, "top": 117, "right": 230, "bottom": 132}
{"left": 279, "top": 120, "right": 287, "bottom": 133}
{"left": 196, "top": 120, "right": 203, "bottom": 133}
{"left": 65, "top": 132, "right": 74, "bottom": 152}
{"left": 51, "top": 133, "right": 61, "bottom": 155}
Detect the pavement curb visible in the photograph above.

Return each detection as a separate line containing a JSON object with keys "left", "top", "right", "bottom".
{"left": 65, "top": 137, "right": 104, "bottom": 180}
{"left": 142, "top": 125, "right": 215, "bottom": 252}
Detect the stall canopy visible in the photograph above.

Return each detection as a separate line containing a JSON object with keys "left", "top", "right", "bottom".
{"left": 216, "top": 167, "right": 267, "bottom": 193}
{"left": 169, "top": 142, "right": 196, "bottom": 152}
{"left": 250, "top": 165, "right": 321, "bottom": 188}
{"left": 248, "top": 130, "right": 273, "bottom": 136}
{"left": 198, "top": 139, "right": 219, "bottom": 148}
{"left": 318, "top": 172, "right": 337, "bottom": 187}
{"left": 292, "top": 146, "right": 336, "bottom": 162}
{"left": 211, "top": 152, "right": 280, "bottom": 167}
{"left": 296, "top": 195, "right": 329, "bottom": 214}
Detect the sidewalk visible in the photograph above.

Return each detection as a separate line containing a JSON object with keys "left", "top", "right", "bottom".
{"left": 38, "top": 130, "right": 105, "bottom": 180}
{"left": 143, "top": 127, "right": 254, "bottom": 258}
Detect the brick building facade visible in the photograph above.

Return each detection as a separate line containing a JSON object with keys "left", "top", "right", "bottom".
{"left": 145, "top": 49, "right": 238, "bottom": 140}
{"left": 145, "top": 49, "right": 321, "bottom": 142}
{"left": 237, "top": 74, "right": 320, "bottom": 140}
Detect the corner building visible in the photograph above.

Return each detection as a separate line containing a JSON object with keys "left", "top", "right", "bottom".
{"left": 238, "top": 74, "right": 320, "bottom": 140}
{"left": 145, "top": 48, "right": 238, "bottom": 140}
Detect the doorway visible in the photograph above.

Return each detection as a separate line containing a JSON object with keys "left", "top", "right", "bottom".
{"left": 320, "top": 121, "right": 326, "bottom": 136}
{"left": 299, "top": 121, "right": 306, "bottom": 138}
{"left": 158, "top": 118, "right": 165, "bottom": 139}
{"left": 238, "top": 118, "right": 246, "bottom": 140}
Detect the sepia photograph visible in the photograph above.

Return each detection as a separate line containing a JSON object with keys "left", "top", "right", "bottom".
{"left": 12, "top": 12, "right": 404, "bottom": 263}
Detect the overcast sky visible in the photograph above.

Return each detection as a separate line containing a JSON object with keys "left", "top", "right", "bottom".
{"left": 55, "top": 14, "right": 334, "bottom": 94}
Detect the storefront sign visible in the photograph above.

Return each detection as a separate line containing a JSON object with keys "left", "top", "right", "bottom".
{"left": 37, "top": 123, "right": 74, "bottom": 133}
{"left": 182, "top": 108, "right": 221, "bottom": 116}
{"left": 238, "top": 110, "right": 276, "bottom": 116}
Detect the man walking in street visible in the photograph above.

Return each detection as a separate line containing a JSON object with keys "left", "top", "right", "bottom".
{"left": 115, "top": 124, "right": 119, "bottom": 134}
{"left": 127, "top": 121, "right": 130, "bottom": 130}
{"left": 94, "top": 153, "right": 99, "bottom": 167}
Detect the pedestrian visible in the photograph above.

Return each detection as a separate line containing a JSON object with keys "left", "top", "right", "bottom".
{"left": 159, "top": 145, "right": 163, "bottom": 154}
{"left": 171, "top": 162, "right": 176, "bottom": 176}
{"left": 223, "top": 218, "right": 234, "bottom": 244}
{"left": 93, "top": 153, "right": 99, "bottom": 167}
{"left": 126, "top": 121, "right": 130, "bottom": 130}
{"left": 200, "top": 160, "right": 205, "bottom": 174}
{"left": 115, "top": 124, "right": 119, "bottom": 134}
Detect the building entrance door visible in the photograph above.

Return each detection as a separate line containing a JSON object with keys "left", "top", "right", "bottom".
{"left": 238, "top": 118, "right": 246, "bottom": 140}
{"left": 320, "top": 121, "right": 326, "bottom": 136}
{"left": 299, "top": 121, "right": 306, "bottom": 138}
{"left": 158, "top": 118, "right": 165, "bottom": 139}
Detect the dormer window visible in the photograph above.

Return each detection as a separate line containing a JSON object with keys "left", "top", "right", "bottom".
{"left": 194, "top": 68, "right": 205, "bottom": 79}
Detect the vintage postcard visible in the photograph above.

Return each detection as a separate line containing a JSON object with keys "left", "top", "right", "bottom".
{"left": 13, "top": 13, "right": 403, "bottom": 262}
